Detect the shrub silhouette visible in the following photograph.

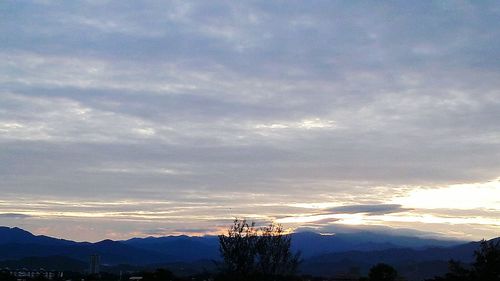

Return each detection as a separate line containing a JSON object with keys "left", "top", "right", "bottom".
{"left": 217, "top": 219, "right": 301, "bottom": 281}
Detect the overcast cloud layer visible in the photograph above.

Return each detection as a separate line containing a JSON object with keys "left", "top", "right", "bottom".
{"left": 1, "top": 1, "right": 499, "bottom": 242}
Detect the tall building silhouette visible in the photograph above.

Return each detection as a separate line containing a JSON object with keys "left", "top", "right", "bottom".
{"left": 89, "top": 254, "right": 100, "bottom": 274}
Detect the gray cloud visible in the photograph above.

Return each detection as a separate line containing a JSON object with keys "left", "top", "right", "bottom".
{"left": 0, "top": 213, "right": 33, "bottom": 219}
{"left": 325, "top": 204, "right": 410, "bottom": 215}
{"left": 0, "top": 1, "right": 499, "bottom": 240}
{"left": 143, "top": 227, "right": 217, "bottom": 236}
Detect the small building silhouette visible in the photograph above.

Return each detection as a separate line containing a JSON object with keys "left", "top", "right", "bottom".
{"left": 89, "top": 254, "right": 100, "bottom": 274}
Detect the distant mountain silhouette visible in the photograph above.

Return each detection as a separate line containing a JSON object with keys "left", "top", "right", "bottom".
{"left": 123, "top": 235, "right": 219, "bottom": 262}
{"left": 301, "top": 240, "right": 483, "bottom": 280}
{"left": 121, "top": 230, "right": 465, "bottom": 261}
{"left": 0, "top": 227, "right": 76, "bottom": 246}
{"left": 0, "top": 227, "right": 171, "bottom": 265}
{"left": 290, "top": 231, "right": 464, "bottom": 257}
{"left": 0, "top": 225, "right": 495, "bottom": 280}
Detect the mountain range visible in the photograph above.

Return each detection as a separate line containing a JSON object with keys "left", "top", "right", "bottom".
{"left": 0, "top": 226, "right": 495, "bottom": 280}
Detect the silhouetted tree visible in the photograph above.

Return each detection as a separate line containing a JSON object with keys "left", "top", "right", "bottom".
{"left": 472, "top": 239, "right": 500, "bottom": 281}
{"left": 218, "top": 219, "right": 258, "bottom": 277}
{"left": 368, "top": 263, "right": 399, "bottom": 281}
{"left": 217, "top": 218, "right": 301, "bottom": 281}
{"left": 426, "top": 239, "right": 500, "bottom": 281}
{"left": 256, "top": 223, "right": 300, "bottom": 276}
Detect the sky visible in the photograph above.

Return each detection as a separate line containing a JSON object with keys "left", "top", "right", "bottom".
{"left": 1, "top": 1, "right": 500, "bottom": 242}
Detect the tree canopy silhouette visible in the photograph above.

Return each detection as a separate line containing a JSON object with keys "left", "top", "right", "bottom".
{"left": 217, "top": 219, "right": 301, "bottom": 281}
{"left": 472, "top": 239, "right": 500, "bottom": 281}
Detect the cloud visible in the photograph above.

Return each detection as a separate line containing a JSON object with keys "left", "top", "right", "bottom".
{"left": 0, "top": 1, "right": 499, "bottom": 241}
{"left": 143, "top": 227, "right": 218, "bottom": 236}
{"left": 325, "top": 204, "right": 410, "bottom": 215}
{"left": 0, "top": 213, "right": 33, "bottom": 219}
